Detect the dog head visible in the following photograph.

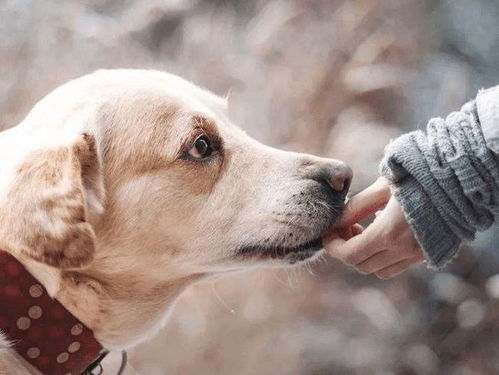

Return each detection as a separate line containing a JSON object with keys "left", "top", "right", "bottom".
{"left": 0, "top": 69, "right": 353, "bottom": 346}
{"left": 0, "top": 69, "right": 351, "bottom": 276}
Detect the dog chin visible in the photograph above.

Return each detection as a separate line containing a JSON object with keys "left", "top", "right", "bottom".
{"left": 236, "top": 207, "right": 346, "bottom": 266}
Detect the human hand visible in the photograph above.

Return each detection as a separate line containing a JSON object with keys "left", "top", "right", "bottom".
{"left": 323, "top": 177, "right": 425, "bottom": 279}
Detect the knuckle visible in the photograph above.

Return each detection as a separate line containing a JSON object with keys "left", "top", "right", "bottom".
{"left": 376, "top": 272, "right": 390, "bottom": 280}
{"left": 355, "top": 264, "right": 370, "bottom": 274}
{"left": 343, "top": 252, "right": 360, "bottom": 265}
{"left": 363, "top": 267, "right": 375, "bottom": 275}
{"left": 353, "top": 266, "right": 368, "bottom": 275}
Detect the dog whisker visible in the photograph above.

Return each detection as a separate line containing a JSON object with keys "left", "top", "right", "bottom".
{"left": 271, "top": 270, "right": 295, "bottom": 290}
{"left": 210, "top": 282, "right": 236, "bottom": 315}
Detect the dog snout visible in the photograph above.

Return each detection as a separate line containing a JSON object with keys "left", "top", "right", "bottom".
{"left": 301, "top": 159, "right": 353, "bottom": 196}
{"left": 327, "top": 161, "right": 352, "bottom": 194}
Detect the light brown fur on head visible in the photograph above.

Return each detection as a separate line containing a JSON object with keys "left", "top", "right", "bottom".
{"left": 0, "top": 69, "right": 351, "bottom": 354}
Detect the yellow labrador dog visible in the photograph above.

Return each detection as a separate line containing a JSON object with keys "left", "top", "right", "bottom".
{"left": 0, "top": 69, "right": 351, "bottom": 374}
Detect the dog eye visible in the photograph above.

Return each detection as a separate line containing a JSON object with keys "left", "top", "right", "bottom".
{"left": 188, "top": 135, "right": 215, "bottom": 159}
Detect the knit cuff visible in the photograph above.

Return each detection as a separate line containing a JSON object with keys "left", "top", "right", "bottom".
{"left": 379, "top": 132, "right": 467, "bottom": 269}
{"left": 380, "top": 98, "right": 499, "bottom": 269}
{"left": 384, "top": 169, "right": 461, "bottom": 269}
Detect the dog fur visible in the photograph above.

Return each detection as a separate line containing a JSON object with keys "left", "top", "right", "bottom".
{"left": 0, "top": 69, "right": 351, "bottom": 373}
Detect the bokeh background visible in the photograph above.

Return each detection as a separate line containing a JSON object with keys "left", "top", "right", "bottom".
{"left": 2, "top": 0, "right": 499, "bottom": 374}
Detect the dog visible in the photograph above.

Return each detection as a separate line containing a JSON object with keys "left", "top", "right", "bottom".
{"left": 0, "top": 69, "right": 351, "bottom": 374}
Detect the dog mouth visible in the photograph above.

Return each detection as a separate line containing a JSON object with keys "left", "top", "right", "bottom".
{"left": 237, "top": 236, "right": 324, "bottom": 264}
{"left": 236, "top": 191, "right": 347, "bottom": 264}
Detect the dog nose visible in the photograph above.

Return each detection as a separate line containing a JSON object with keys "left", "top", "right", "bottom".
{"left": 301, "top": 159, "right": 352, "bottom": 195}
{"left": 328, "top": 162, "right": 353, "bottom": 193}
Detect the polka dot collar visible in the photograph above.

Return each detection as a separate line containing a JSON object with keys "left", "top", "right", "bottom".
{"left": 0, "top": 250, "right": 107, "bottom": 374}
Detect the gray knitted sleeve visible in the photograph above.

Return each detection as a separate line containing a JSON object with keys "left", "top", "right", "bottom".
{"left": 380, "top": 100, "right": 499, "bottom": 269}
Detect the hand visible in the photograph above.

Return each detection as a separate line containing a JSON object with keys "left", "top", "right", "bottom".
{"left": 323, "top": 177, "right": 425, "bottom": 279}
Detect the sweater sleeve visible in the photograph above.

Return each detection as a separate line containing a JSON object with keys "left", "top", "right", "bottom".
{"left": 380, "top": 96, "right": 499, "bottom": 269}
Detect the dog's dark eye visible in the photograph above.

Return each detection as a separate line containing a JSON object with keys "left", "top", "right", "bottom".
{"left": 188, "top": 135, "right": 215, "bottom": 159}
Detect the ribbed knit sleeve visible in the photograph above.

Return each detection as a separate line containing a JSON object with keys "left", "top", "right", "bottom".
{"left": 380, "top": 100, "right": 499, "bottom": 269}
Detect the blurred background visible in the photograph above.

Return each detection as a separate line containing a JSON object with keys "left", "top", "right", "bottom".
{"left": 2, "top": 0, "right": 499, "bottom": 374}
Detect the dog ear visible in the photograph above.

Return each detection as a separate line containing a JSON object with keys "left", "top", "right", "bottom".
{"left": 0, "top": 133, "right": 105, "bottom": 269}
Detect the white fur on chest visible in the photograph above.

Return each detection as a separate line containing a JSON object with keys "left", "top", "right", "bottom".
{"left": 0, "top": 333, "right": 41, "bottom": 374}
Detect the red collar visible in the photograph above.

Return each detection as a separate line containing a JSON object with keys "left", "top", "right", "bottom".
{"left": 0, "top": 250, "right": 107, "bottom": 375}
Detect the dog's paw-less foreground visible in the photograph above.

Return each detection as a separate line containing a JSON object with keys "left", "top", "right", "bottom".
{"left": 0, "top": 69, "right": 351, "bottom": 374}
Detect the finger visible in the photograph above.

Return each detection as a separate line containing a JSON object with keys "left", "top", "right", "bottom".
{"left": 351, "top": 223, "right": 364, "bottom": 236}
{"left": 335, "top": 223, "right": 364, "bottom": 240}
{"left": 355, "top": 247, "right": 416, "bottom": 274}
{"left": 337, "top": 226, "right": 353, "bottom": 240}
{"left": 336, "top": 177, "right": 391, "bottom": 228}
{"left": 324, "top": 225, "right": 384, "bottom": 265}
{"left": 374, "top": 256, "right": 423, "bottom": 280}
{"left": 324, "top": 206, "right": 395, "bottom": 265}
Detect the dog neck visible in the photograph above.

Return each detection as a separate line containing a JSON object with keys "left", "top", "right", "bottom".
{"left": 0, "top": 250, "right": 107, "bottom": 374}
{"left": 61, "top": 269, "right": 204, "bottom": 349}
{"left": 5, "top": 247, "right": 206, "bottom": 351}
{"left": 51, "top": 257, "right": 205, "bottom": 350}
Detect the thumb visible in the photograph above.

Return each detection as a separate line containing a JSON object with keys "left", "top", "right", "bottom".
{"left": 336, "top": 177, "right": 391, "bottom": 228}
